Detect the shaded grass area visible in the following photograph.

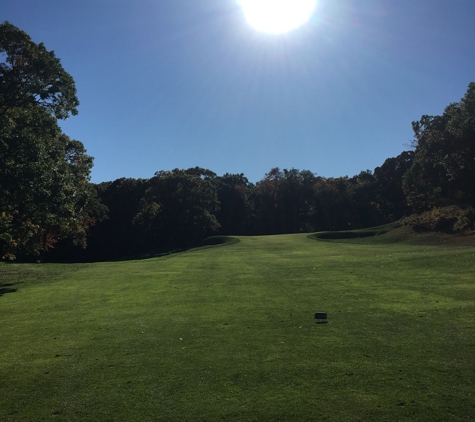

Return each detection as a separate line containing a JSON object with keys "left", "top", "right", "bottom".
{"left": 106, "top": 236, "right": 240, "bottom": 262}
{"left": 1, "top": 234, "right": 474, "bottom": 421}
{"left": 201, "top": 235, "right": 241, "bottom": 246}
{"left": 310, "top": 223, "right": 475, "bottom": 247}
{"left": 309, "top": 224, "right": 397, "bottom": 240}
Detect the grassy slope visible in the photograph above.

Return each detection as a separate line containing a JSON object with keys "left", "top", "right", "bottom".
{"left": 0, "top": 233, "right": 474, "bottom": 421}
{"left": 311, "top": 223, "right": 475, "bottom": 246}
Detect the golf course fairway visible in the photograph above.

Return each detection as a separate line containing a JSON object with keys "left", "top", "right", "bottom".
{"left": 1, "top": 233, "right": 474, "bottom": 421}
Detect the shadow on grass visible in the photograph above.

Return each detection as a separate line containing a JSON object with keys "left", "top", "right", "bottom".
{"left": 112, "top": 236, "right": 240, "bottom": 262}
{"left": 201, "top": 236, "right": 240, "bottom": 246}
{"left": 308, "top": 223, "right": 399, "bottom": 242}
{"left": 0, "top": 283, "right": 18, "bottom": 297}
{"left": 309, "top": 223, "right": 475, "bottom": 247}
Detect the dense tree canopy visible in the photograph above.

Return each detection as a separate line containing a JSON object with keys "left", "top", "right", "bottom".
{"left": 214, "top": 173, "right": 253, "bottom": 235}
{"left": 85, "top": 178, "right": 148, "bottom": 261}
{"left": 133, "top": 168, "right": 220, "bottom": 251}
{"left": 0, "top": 21, "right": 79, "bottom": 119}
{"left": 404, "top": 82, "right": 475, "bottom": 211}
{"left": 374, "top": 151, "right": 413, "bottom": 221}
{"left": 0, "top": 22, "right": 104, "bottom": 259}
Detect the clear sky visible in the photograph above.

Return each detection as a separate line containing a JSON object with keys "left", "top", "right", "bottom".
{"left": 1, "top": 0, "right": 474, "bottom": 183}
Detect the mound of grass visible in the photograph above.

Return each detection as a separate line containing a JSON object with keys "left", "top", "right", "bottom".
{"left": 311, "top": 221, "right": 475, "bottom": 247}
{"left": 309, "top": 223, "right": 396, "bottom": 241}
{"left": 201, "top": 235, "right": 240, "bottom": 246}
{"left": 101, "top": 236, "right": 239, "bottom": 262}
{"left": 1, "top": 234, "right": 474, "bottom": 421}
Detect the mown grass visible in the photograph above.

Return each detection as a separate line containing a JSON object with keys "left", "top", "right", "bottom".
{"left": 1, "top": 232, "right": 474, "bottom": 421}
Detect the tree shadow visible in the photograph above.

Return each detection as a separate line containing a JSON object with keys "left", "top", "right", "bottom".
{"left": 0, "top": 283, "right": 18, "bottom": 297}
{"left": 109, "top": 236, "right": 241, "bottom": 262}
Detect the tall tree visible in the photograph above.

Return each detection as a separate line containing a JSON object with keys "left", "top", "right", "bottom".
{"left": 254, "top": 168, "right": 283, "bottom": 234}
{"left": 403, "top": 82, "right": 475, "bottom": 211}
{"left": 133, "top": 168, "right": 220, "bottom": 250}
{"left": 86, "top": 178, "right": 149, "bottom": 261}
{"left": 347, "top": 170, "right": 381, "bottom": 228}
{"left": 0, "top": 21, "right": 79, "bottom": 119}
{"left": 215, "top": 173, "right": 253, "bottom": 235}
{"left": 374, "top": 151, "right": 414, "bottom": 220}
{"left": 0, "top": 22, "right": 104, "bottom": 259}
{"left": 253, "top": 168, "right": 319, "bottom": 234}
{"left": 313, "top": 176, "right": 353, "bottom": 231}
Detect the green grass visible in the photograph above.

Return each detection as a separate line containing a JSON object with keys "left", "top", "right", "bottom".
{"left": 1, "top": 232, "right": 474, "bottom": 421}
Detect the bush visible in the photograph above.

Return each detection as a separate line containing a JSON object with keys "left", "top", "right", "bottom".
{"left": 403, "top": 206, "right": 475, "bottom": 234}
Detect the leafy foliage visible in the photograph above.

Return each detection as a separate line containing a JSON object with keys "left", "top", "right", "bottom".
{"left": 374, "top": 151, "right": 413, "bottom": 221}
{"left": 0, "top": 22, "right": 104, "bottom": 259}
{"left": 404, "top": 82, "right": 475, "bottom": 211}
{"left": 214, "top": 173, "right": 253, "bottom": 235}
{"left": 0, "top": 105, "right": 104, "bottom": 259}
{"left": 88, "top": 178, "right": 148, "bottom": 260}
{"left": 0, "top": 21, "right": 79, "bottom": 119}
{"left": 133, "top": 168, "right": 220, "bottom": 250}
{"left": 402, "top": 205, "right": 475, "bottom": 234}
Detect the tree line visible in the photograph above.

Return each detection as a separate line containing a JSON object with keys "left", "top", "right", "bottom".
{"left": 1, "top": 22, "right": 474, "bottom": 261}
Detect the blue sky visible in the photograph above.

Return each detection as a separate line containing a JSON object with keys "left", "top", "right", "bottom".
{"left": 1, "top": 0, "right": 474, "bottom": 183}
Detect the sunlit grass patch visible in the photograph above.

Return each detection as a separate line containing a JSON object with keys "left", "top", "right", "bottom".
{"left": 1, "top": 233, "right": 474, "bottom": 420}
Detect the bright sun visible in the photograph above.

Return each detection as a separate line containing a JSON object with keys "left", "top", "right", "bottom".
{"left": 238, "top": 0, "right": 317, "bottom": 34}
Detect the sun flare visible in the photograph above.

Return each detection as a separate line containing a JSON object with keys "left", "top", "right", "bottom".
{"left": 239, "top": 0, "right": 317, "bottom": 34}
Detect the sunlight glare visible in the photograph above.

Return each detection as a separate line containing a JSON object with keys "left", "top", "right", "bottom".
{"left": 239, "top": 0, "right": 317, "bottom": 34}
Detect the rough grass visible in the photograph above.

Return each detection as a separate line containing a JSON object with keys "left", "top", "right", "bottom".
{"left": 1, "top": 232, "right": 474, "bottom": 421}
{"left": 311, "top": 222, "right": 475, "bottom": 247}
